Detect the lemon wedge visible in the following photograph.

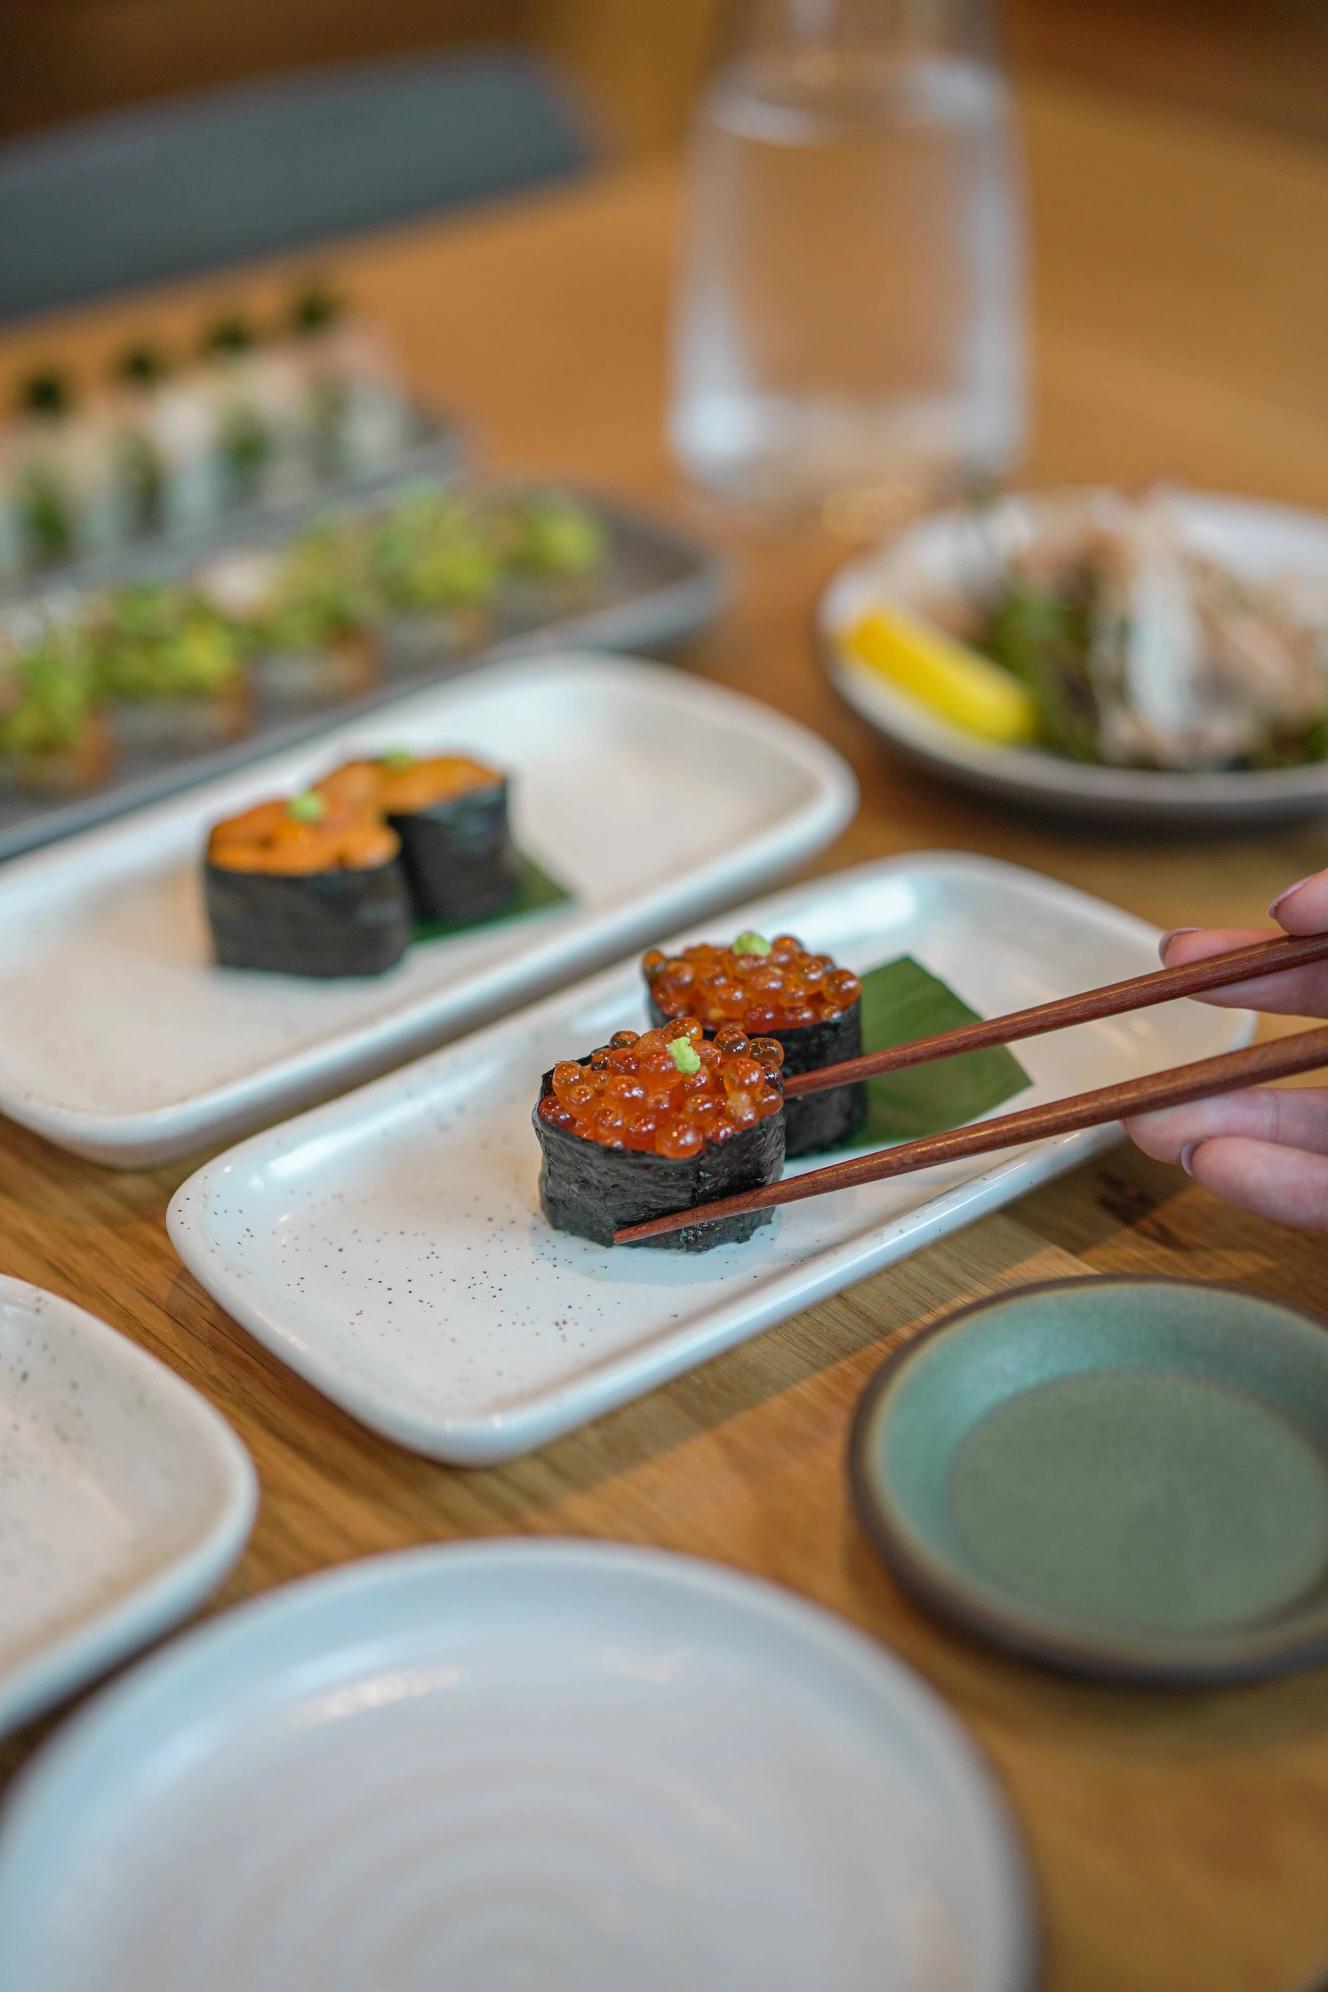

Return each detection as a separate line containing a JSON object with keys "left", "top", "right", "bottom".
{"left": 843, "top": 606, "right": 1037, "bottom": 746}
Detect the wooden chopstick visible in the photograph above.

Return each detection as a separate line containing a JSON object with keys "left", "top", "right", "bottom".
{"left": 782, "top": 931, "right": 1328, "bottom": 1099}
{"left": 614, "top": 1021, "right": 1328, "bottom": 1244}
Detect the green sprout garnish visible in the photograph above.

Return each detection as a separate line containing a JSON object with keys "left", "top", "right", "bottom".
{"left": 669, "top": 1037, "right": 702, "bottom": 1075}
{"left": 19, "top": 370, "right": 71, "bottom": 420}
{"left": 202, "top": 315, "right": 256, "bottom": 358}
{"left": 290, "top": 283, "right": 344, "bottom": 336}
{"left": 115, "top": 344, "right": 169, "bottom": 389}
{"left": 382, "top": 749, "right": 415, "bottom": 771}
{"left": 287, "top": 790, "right": 327, "bottom": 824}
{"left": 732, "top": 930, "right": 771, "bottom": 957}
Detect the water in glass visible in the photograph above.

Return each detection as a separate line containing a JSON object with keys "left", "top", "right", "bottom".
{"left": 669, "top": 11, "right": 1026, "bottom": 517}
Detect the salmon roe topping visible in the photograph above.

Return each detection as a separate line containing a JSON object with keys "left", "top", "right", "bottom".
{"left": 643, "top": 934, "right": 861, "bottom": 1034}
{"left": 538, "top": 1021, "right": 784, "bottom": 1158}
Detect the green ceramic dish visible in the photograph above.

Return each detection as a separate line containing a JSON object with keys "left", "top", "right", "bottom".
{"left": 850, "top": 1277, "right": 1328, "bottom": 1685}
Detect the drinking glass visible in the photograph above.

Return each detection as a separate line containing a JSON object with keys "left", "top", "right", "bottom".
{"left": 668, "top": 0, "right": 1027, "bottom": 522}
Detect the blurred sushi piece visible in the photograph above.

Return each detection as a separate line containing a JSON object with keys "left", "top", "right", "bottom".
{"left": 88, "top": 581, "right": 253, "bottom": 756}
{"left": 284, "top": 282, "right": 416, "bottom": 479}
{"left": 369, "top": 489, "right": 499, "bottom": 662}
{"left": 644, "top": 932, "right": 866, "bottom": 1157}
{"left": 105, "top": 345, "right": 174, "bottom": 537}
{"left": 320, "top": 750, "right": 517, "bottom": 923}
{"left": 534, "top": 1020, "right": 786, "bottom": 1251}
{"left": 0, "top": 616, "right": 113, "bottom": 795}
{"left": 205, "top": 784, "right": 412, "bottom": 977}
{"left": 231, "top": 521, "right": 383, "bottom": 709}
{"left": 7, "top": 371, "right": 124, "bottom": 570}
{"left": 489, "top": 488, "right": 607, "bottom": 608}
{"left": 106, "top": 344, "right": 227, "bottom": 537}
{"left": 199, "top": 315, "right": 307, "bottom": 508}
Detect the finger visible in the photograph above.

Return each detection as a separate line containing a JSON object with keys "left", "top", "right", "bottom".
{"left": 1159, "top": 924, "right": 1328, "bottom": 1016}
{"left": 1271, "top": 867, "right": 1328, "bottom": 936}
{"left": 1183, "top": 1136, "right": 1328, "bottom": 1232}
{"left": 1125, "top": 1085, "right": 1328, "bottom": 1165}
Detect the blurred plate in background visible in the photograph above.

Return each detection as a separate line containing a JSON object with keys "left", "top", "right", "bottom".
{"left": 0, "top": 461, "right": 729, "bottom": 862}
{"left": 820, "top": 489, "right": 1328, "bottom": 827}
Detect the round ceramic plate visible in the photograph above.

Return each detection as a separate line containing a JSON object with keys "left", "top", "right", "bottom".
{"left": 820, "top": 489, "right": 1328, "bottom": 827}
{"left": 0, "top": 1541, "right": 1035, "bottom": 1992}
{"left": 850, "top": 1278, "right": 1328, "bottom": 1685}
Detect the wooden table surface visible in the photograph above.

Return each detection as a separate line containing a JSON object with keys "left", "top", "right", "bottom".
{"left": 2, "top": 76, "right": 1327, "bottom": 1992}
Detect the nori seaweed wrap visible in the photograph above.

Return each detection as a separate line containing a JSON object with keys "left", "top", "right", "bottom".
{"left": 534, "top": 1023, "right": 786, "bottom": 1251}
{"left": 322, "top": 752, "right": 518, "bottom": 925}
{"left": 644, "top": 931, "right": 866, "bottom": 1158}
{"left": 205, "top": 787, "right": 411, "bottom": 977}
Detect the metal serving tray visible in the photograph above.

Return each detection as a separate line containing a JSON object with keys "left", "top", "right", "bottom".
{"left": 0, "top": 455, "right": 728, "bottom": 862}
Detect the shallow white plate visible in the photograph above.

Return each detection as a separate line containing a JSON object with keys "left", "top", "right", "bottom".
{"left": 0, "top": 653, "right": 854, "bottom": 1167}
{"left": 821, "top": 490, "right": 1328, "bottom": 826}
{"left": 0, "top": 1541, "right": 1036, "bottom": 1991}
{"left": 168, "top": 853, "right": 1249, "bottom": 1465}
{"left": 0, "top": 1277, "right": 255, "bottom": 1736}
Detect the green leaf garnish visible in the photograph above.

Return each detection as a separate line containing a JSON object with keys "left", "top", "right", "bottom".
{"left": 854, "top": 957, "right": 1032, "bottom": 1143}
{"left": 732, "top": 930, "right": 771, "bottom": 957}
{"left": 382, "top": 749, "right": 415, "bottom": 771}
{"left": 287, "top": 790, "right": 327, "bottom": 823}
{"left": 669, "top": 1037, "right": 702, "bottom": 1075}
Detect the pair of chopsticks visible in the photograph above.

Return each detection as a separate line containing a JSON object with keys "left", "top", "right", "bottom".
{"left": 614, "top": 931, "right": 1328, "bottom": 1244}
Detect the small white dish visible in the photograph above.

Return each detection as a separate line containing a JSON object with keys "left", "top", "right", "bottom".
{"left": 0, "top": 653, "right": 854, "bottom": 1166}
{"left": 168, "top": 852, "right": 1249, "bottom": 1465}
{"left": 821, "top": 489, "right": 1328, "bottom": 826}
{"left": 0, "top": 1540, "right": 1036, "bottom": 1991}
{"left": 0, "top": 1277, "right": 255, "bottom": 1736}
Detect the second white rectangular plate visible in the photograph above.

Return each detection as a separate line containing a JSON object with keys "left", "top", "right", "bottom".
{"left": 0, "top": 654, "right": 853, "bottom": 1165}
{"left": 168, "top": 854, "right": 1250, "bottom": 1465}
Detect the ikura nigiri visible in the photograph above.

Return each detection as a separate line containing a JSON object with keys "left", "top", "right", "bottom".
{"left": 643, "top": 931, "right": 865, "bottom": 1156}
{"left": 534, "top": 1018, "right": 786, "bottom": 1251}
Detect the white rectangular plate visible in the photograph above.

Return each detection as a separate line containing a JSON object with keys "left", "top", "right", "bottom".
{"left": 168, "top": 854, "right": 1251, "bottom": 1466}
{"left": 0, "top": 654, "right": 854, "bottom": 1166}
{"left": 0, "top": 1278, "right": 255, "bottom": 1735}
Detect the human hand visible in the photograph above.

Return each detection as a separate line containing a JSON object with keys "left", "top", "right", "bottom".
{"left": 1125, "top": 868, "right": 1328, "bottom": 1230}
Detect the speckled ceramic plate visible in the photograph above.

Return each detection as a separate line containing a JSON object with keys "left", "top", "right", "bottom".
{"left": 167, "top": 855, "right": 1247, "bottom": 1466}
{"left": 850, "top": 1277, "right": 1328, "bottom": 1685}
{"left": 0, "top": 1542, "right": 1036, "bottom": 1992}
{"left": 820, "top": 490, "right": 1328, "bottom": 827}
{"left": 0, "top": 1277, "right": 255, "bottom": 1735}
{"left": 0, "top": 654, "right": 852, "bottom": 1166}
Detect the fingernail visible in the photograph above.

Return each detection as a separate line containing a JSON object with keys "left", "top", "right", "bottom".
{"left": 1269, "top": 876, "right": 1313, "bottom": 920}
{"left": 1158, "top": 927, "right": 1199, "bottom": 961}
{"left": 1179, "top": 1142, "right": 1198, "bottom": 1176}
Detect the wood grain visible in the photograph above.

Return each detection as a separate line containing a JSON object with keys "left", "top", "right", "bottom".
{"left": 2, "top": 79, "right": 1328, "bottom": 1992}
